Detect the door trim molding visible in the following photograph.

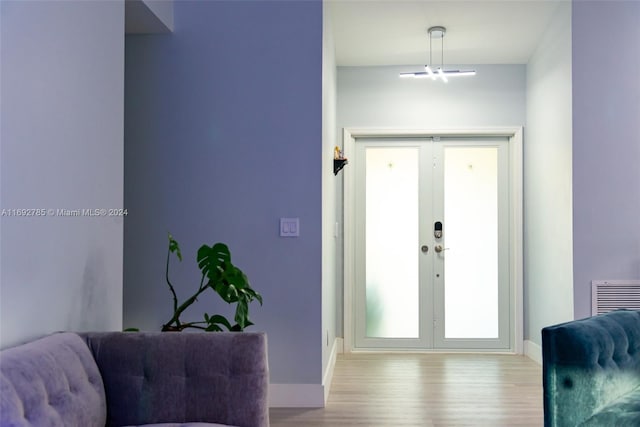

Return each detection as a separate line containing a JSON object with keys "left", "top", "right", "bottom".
{"left": 342, "top": 127, "right": 524, "bottom": 354}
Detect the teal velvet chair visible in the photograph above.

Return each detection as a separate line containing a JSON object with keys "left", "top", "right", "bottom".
{"left": 542, "top": 309, "right": 640, "bottom": 426}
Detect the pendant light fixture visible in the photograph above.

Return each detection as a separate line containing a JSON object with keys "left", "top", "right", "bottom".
{"left": 400, "top": 26, "right": 476, "bottom": 81}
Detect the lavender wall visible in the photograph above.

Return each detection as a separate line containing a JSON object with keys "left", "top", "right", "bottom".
{"left": 0, "top": 0, "right": 124, "bottom": 348}
{"left": 572, "top": 1, "right": 640, "bottom": 319}
{"left": 123, "top": 0, "right": 323, "bottom": 385}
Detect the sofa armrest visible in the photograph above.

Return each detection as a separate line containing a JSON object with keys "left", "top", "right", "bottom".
{"left": 81, "top": 332, "right": 269, "bottom": 427}
{"left": 542, "top": 310, "right": 640, "bottom": 427}
{"left": 0, "top": 333, "right": 107, "bottom": 427}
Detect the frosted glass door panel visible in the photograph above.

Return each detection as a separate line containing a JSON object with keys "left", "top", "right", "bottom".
{"left": 444, "top": 147, "right": 498, "bottom": 339}
{"left": 365, "top": 147, "right": 419, "bottom": 338}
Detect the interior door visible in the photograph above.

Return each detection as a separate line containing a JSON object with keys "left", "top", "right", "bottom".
{"left": 354, "top": 137, "right": 510, "bottom": 350}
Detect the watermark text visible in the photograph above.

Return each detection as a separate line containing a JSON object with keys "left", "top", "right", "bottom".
{"left": 1, "top": 208, "right": 128, "bottom": 217}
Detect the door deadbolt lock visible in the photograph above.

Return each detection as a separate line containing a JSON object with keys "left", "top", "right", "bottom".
{"left": 434, "top": 221, "right": 443, "bottom": 239}
{"left": 421, "top": 245, "right": 429, "bottom": 253}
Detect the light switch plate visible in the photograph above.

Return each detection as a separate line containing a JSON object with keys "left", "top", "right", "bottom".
{"left": 280, "top": 218, "right": 299, "bottom": 237}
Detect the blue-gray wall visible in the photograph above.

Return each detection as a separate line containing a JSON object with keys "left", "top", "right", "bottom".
{"left": 524, "top": 2, "right": 573, "bottom": 348}
{"left": 572, "top": 0, "right": 640, "bottom": 319}
{"left": 123, "top": 0, "right": 323, "bottom": 385}
{"left": 321, "top": 1, "right": 339, "bottom": 383}
{"left": 338, "top": 65, "right": 526, "bottom": 129}
{"left": 0, "top": 0, "right": 125, "bottom": 348}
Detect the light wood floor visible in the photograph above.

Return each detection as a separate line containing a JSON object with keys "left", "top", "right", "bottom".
{"left": 270, "top": 353, "right": 543, "bottom": 426}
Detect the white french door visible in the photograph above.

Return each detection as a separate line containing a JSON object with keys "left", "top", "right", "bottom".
{"left": 354, "top": 137, "right": 511, "bottom": 350}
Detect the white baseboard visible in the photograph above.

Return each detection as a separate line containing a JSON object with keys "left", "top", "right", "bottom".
{"left": 269, "top": 337, "right": 343, "bottom": 408}
{"left": 322, "top": 337, "right": 343, "bottom": 404}
{"left": 524, "top": 339, "right": 542, "bottom": 365}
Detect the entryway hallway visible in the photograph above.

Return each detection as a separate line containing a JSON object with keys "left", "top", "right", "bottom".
{"left": 270, "top": 353, "right": 543, "bottom": 426}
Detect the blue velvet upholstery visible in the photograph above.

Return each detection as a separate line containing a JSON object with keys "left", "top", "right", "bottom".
{"left": 542, "top": 309, "right": 640, "bottom": 427}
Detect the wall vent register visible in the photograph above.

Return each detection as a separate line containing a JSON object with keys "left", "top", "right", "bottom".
{"left": 592, "top": 280, "right": 640, "bottom": 315}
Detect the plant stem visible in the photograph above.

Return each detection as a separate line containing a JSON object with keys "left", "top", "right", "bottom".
{"left": 198, "top": 272, "right": 206, "bottom": 292}
{"left": 162, "top": 284, "right": 208, "bottom": 330}
{"left": 165, "top": 247, "right": 180, "bottom": 327}
{"left": 162, "top": 321, "right": 207, "bottom": 332}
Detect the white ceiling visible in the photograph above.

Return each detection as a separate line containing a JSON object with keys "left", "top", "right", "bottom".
{"left": 328, "top": 0, "right": 563, "bottom": 66}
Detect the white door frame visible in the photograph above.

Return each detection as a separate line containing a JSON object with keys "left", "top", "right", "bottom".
{"left": 342, "top": 127, "right": 524, "bottom": 353}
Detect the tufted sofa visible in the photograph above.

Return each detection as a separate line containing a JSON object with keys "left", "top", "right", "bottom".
{"left": 542, "top": 309, "right": 640, "bottom": 426}
{"left": 0, "top": 331, "right": 269, "bottom": 427}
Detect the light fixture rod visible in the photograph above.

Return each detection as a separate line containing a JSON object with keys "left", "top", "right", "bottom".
{"left": 428, "top": 26, "right": 446, "bottom": 69}
{"left": 429, "top": 31, "right": 432, "bottom": 66}
{"left": 441, "top": 31, "right": 444, "bottom": 70}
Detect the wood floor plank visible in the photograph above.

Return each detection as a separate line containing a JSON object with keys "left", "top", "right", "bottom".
{"left": 270, "top": 353, "right": 543, "bottom": 426}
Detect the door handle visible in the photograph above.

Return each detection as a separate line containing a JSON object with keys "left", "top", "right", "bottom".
{"left": 434, "top": 245, "right": 449, "bottom": 253}
{"left": 421, "top": 245, "right": 429, "bottom": 253}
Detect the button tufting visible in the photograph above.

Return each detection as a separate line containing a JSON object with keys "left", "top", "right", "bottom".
{"left": 563, "top": 377, "right": 573, "bottom": 389}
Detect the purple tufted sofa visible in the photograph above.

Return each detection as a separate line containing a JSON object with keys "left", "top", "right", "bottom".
{"left": 0, "top": 331, "right": 269, "bottom": 427}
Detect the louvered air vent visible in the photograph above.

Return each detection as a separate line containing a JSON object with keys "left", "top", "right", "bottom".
{"left": 592, "top": 280, "right": 640, "bottom": 315}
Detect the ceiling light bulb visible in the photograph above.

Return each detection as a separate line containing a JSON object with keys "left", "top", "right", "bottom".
{"left": 425, "top": 65, "right": 436, "bottom": 81}
{"left": 438, "top": 68, "right": 448, "bottom": 83}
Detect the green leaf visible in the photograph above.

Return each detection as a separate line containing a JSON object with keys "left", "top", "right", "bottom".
{"left": 254, "top": 292, "right": 263, "bottom": 305}
{"left": 163, "top": 239, "right": 262, "bottom": 332}
{"left": 168, "top": 233, "right": 183, "bottom": 261}
{"left": 211, "top": 280, "right": 226, "bottom": 296}
{"left": 211, "top": 242, "right": 231, "bottom": 260}
{"left": 197, "top": 243, "right": 231, "bottom": 282}
{"left": 235, "top": 298, "right": 249, "bottom": 328}
{"left": 239, "top": 286, "right": 262, "bottom": 305}
{"left": 226, "top": 284, "right": 239, "bottom": 302}
{"left": 225, "top": 267, "right": 247, "bottom": 288}
{"left": 208, "top": 314, "right": 232, "bottom": 331}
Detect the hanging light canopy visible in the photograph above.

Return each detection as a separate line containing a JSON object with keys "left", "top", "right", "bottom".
{"left": 400, "top": 26, "right": 476, "bottom": 82}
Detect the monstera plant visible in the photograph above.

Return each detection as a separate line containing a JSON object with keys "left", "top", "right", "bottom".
{"left": 161, "top": 233, "right": 262, "bottom": 332}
